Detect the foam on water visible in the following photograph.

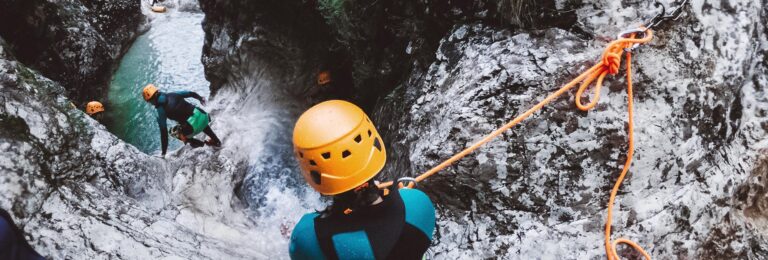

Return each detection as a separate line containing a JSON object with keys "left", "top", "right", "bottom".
{"left": 204, "top": 74, "right": 324, "bottom": 259}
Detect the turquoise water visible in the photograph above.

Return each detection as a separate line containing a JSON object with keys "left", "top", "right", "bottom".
{"left": 105, "top": 12, "right": 209, "bottom": 154}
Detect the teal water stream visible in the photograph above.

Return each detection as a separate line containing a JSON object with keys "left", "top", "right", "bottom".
{"left": 105, "top": 12, "right": 209, "bottom": 154}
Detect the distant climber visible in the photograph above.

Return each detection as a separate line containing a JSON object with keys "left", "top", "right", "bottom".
{"left": 310, "top": 58, "right": 355, "bottom": 101}
{"left": 289, "top": 100, "right": 436, "bottom": 259}
{"left": 316, "top": 71, "right": 332, "bottom": 86}
{"left": 85, "top": 101, "right": 105, "bottom": 121}
{"left": 142, "top": 84, "right": 221, "bottom": 157}
{"left": 0, "top": 209, "right": 45, "bottom": 260}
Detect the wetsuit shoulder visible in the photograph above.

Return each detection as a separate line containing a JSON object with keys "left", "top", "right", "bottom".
{"left": 0, "top": 214, "right": 13, "bottom": 255}
{"left": 0, "top": 210, "right": 44, "bottom": 260}
{"left": 399, "top": 188, "right": 436, "bottom": 240}
{"left": 290, "top": 213, "right": 326, "bottom": 260}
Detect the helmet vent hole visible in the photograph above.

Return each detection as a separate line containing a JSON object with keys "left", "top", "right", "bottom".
{"left": 310, "top": 170, "right": 321, "bottom": 184}
{"left": 298, "top": 152, "right": 304, "bottom": 158}
{"left": 373, "top": 138, "right": 382, "bottom": 151}
{"left": 322, "top": 152, "right": 331, "bottom": 160}
{"left": 354, "top": 135, "right": 362, "bottom": 143}
{"left": 368, "top": 130, "right": 372, "bottom": 137}
{"left": 309, "top": 160, "right": 317, "bottom": 166}
{"left": 342, "top": 150, "right": 351, "bottom": 158}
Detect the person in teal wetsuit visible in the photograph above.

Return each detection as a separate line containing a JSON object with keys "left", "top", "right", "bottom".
{"left": 289, "top": 100, "right": 436, "bottom": 259}
{"left": 142, "top": 84, "right": 221, "bottom": 156}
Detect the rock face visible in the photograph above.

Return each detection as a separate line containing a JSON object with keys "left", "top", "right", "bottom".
{"left": 198, "top": 0, "right": 331, "bottom": 95}
{"left": 0, "top": 0, "right": 324, "bottom": 258}
{"left": 0, "top": 1, "right": 313, "bottom": 256}
{"left": 0, "top": 0, "right": 767, "bottom": 259}
{"left": 198, "top": 0, "right": 768, "bottom": 258}
{"left": 0, "top": 0, "right": 143, "bottom": 103}
{"left": 374, "top": 0, "right": 768, "bottom": 258}
{"left": 313, "top": 0, "right": 579, "bottom": 106}
{"left": 0, "top": 35, "right": 278, "bottom": 259}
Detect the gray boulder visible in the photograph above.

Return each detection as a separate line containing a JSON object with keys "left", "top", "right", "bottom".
{"left": 0, "top": 0, "right": 143, "bottom": 103}
{"left": 0, "top": 36, "right": 279, "bottom": 259}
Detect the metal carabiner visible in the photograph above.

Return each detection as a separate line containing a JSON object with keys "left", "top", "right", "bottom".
{"left": 617, "top": 27, "right": 647, "bottom": 39}
{"left": 396, "top": 177, "right": 417, "bottom": 189}
{"left": 619, "top": 0, "right": 690, "bottom": 51}
{"left": 617, "top": 27, "right": 647, "bottom": 51}
{"left": 645, "top": 0, "right": 690, "bottom": 31}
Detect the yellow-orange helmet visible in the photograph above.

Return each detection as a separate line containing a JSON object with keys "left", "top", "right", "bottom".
{"left": 85, "top": 101, "right": 105, "bottom": 115}
{"left": 142, "top": 84, "right": 158, "bottom": 101}
{"left": 293, "top": 100, "right": 386, "bottom": 195}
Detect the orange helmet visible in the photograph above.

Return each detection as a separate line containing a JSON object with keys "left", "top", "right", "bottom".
{"left": 142, "top": 84, "right": 159, "bottom": 101}
{"left": 293, "top": 100, "right": 386, "bottom": 195}
{"left": 85, "top": 101, "right": 105, "bottom": 115}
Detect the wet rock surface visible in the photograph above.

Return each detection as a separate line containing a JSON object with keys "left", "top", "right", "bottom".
{"left": 0, "top": 34, "right": 272, "bottom": 259}
{"left": 198, "top": 0, "right": 331, "bottom": 95}
{"left": 180, "top": 0, "right": 768, "bottom": 258}
{"left": 314, "top": 0, "right": 579, "bottom": 106}
{"left": 375, "top": 0, "right": 768, "bottom": 258}
{"left": 1, "top": 0, "right": 324, "bottom": 258}
{"left": 1, "top": 0, "right": 767, "bottom": 259}
{"left": 0, "top": 0, "right": 143, "bottom": 103}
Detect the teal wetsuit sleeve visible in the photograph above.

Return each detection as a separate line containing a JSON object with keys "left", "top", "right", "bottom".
{"left": 174, "top": 91, "right": 204, "bottom": 103}
{"left": 400, "top": 189, "right": 436, "bottom": 240}
{"left": 289, "top": 213, "right": 326, "bottom": 260}
{"left": 156, "top": 107, "right": 168, "bottom": 155}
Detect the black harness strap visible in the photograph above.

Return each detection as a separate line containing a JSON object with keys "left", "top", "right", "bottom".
{"left": 314, "top": 190, "right": 406, "bottom": 260}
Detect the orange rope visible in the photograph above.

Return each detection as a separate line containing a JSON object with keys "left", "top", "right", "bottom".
{"left": 380, "top": 28, "right": 654, "bottom": 259}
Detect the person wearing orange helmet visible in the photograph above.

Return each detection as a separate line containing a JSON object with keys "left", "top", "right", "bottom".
{"left": 289, "top": 100, "right": 435, "bottom": 259}
{"left": 85, "top": 101, "right": 105, "bottom": 121}
{"left": 142, "top": 84, "right": 221, "bottom": 157}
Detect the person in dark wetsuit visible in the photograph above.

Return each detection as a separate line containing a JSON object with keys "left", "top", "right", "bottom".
{"left": 0, "top": 209, "right": 45, "bottom": 260}
{"left": 289, "top": 100, "right": 436, "bottom": 259}
{"left": 142, "top": 84, "right": 221, "bottom": 156}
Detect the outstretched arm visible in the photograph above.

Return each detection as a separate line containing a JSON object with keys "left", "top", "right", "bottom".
{"left": 174, "top": 91, "right": 205, "bottom": 104}
{"left": 157, "top": 108, "right": 168, "bottom": 156}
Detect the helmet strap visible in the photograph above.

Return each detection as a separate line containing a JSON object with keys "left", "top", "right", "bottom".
{"left": 329, "top": 179, "right": 382, "bottom": 216}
